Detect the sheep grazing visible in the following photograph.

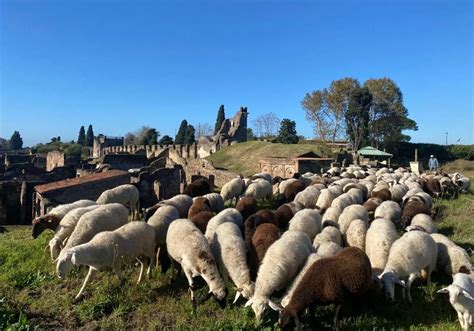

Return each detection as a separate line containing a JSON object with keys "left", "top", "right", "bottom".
{"left": 283, "top": 180, "right": 306, "bottom": 203}
{"left": 96, "top": 184, "right": 140, "bottom": 219}
{"left": 288, "top": 209, "right": 322, "bottom": 241}
{"left": 338, "top": 205, "right": 369, "bottom": 235}
{"left": 345, "top": 219, "right": 368, "bottom": 251}
{"left": 220, "top": 177, "right": 245, "bottom": 203}
{"left": 390, "top": 183, "right": 408, "bottom": 203}
{"left": 363, "top": 197, "right": 383, "bottom": 216}
{"left": 331, "top": 193, "right": 354, "bottom": 213}
{"left": 294, "top": 186, "right": 320, "bottom": 209}
{"left": 278, "top": 178, "right": 298, "bottom": 195}
{"left": 183, "top": 178, "right": 211, "bottom": 197}
{"left": 431, "top": 233, "right": 472, "bottom": 277}
{"left": 374, "top": 200, "right": 402, "bottom": 224}
{"left": 248, "top": 223, "right": 280, "bottom": 281}
{"left": 167, "top": 219, "right": 228, "bottom": 308}
{"left": 314, "top": 241, "right": 342, "bottom": 257}
{"left": 275, "top": 202, "right": 303, "bottom": 230}
{"left": 47, "top": 205, "right": 100, "bottom": 260}
{"left": 201, "top": 193, "right": 224, "bottom": 213}
{"left": 365, "top": 218, "right": 398, "bottom": 276}
{"left": 422, "top": 176, "right": 441, "bottom": 197}
{"left": 188, "top": 197, "right": 211, "bottom": 218}
{"left": 205, "top": 208, "right": 243, "bottom": 244}
{"left": 31, "top": 200, "right": 96, "bottom": 238}
{"left": 244, "top": 210, "right": 278, "bottom": 247}
{"left": 213, "top": 222, "right": 254, "bottom": 303}
{"left": 63, "top": 221, "right": 156, "bottom": 299}
{"left": 144, "top": 194, "right": 193, "bottom": 220}
{"left": 245, "top": 230, "right": 312, "bottom": 320}
{"left": 189, "top": 211, "right": 215, "bottom": 234}
{"left": 278, "top": 247, "right": 372, "bottom": 330}
{"left": 455, "top": 177, "right": 471, "bottom": 193}
{"left": 379, "top": 231, "right": 437, "bottom": 302}
{"left": 401, "top": 198, "right": 431, "bottom": 227}
{"left": 321, "top": 206, "right": 342, "bottom": 228}
{"left": 235, "top": 196, "right": 258, "bottom": 221}
{"left": 313, "top": 226, "right": 342, "bottom": 247}
{"left": 406, "top": 214, "right": 437, "bottom": 234}
{"left": 437, "top": 272, "right": 474, "bottom": 331}
{"left": 346, "top": 187, "right": 364, "bottom": 205}
{"left": 371, "top": 188, "right": 392, "bottom": 201}
{"left": 315, "top": 188, "right": 336, "bottom": 212}
{"left": 252, "top": 172, "right": 272, "bottom": 183}
{"left": 245, "top": 179, "right": 273, "bottom": 201}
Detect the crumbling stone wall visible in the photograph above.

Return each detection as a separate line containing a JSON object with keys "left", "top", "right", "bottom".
{"left": 47, "top": 151, "right": 65, "bottom": 172}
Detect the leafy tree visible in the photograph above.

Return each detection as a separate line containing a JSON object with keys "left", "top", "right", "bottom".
{"left": 214, "top": 105, "right": 225, "bottom": 134}
{"left": 276, "top": 119, "right": 299, "bottom": 144}
{"left": 9, "top": 131, "right": 23, "bottom": 150}
{"left": 175, "top": 120, "right": 188, "bottom": 144}
{"left": 196, "top": 123, "right": 213, "bottom": 139}
{"left": 246, "top": 128, "right": 256, "bottom": 141}
{"left": 363, "top": 78, "right": 418, "bottom": 147}
{"left": 77, "top": 126, "right": 86, "bottom": 145}
{"left": 345, "top": 87, "right": 372, "bottom": 151}
{"left": 184, "top": 125, "right": 195, "bottom": 144}
{"left": 50, "top": 136, "right": 61, "bottom": 143}
{"left": 158, "top": 135, "right": 174, "bottom": 145}
{"left": 85, "top": 125, "right": 94, "bottom": 147}
{"left": 124, "top": 132, "right": 137, "bottom": 145}
{"left": 138, "top": 127, "right": 159, "bottom": 145}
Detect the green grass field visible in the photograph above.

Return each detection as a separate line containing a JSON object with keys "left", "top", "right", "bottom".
{"left": 1, "top": 180, "right": 473, "bottom": 330}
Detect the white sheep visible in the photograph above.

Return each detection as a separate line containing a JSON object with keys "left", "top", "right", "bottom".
{"left": 365, "top": 218, "right": 398, "bottom": 276}
{"left": 278, "top": 178, "right": 298, "bottom": 195}
{"left": 314, "top": 241, "right": 342, "bottom": 257}
{"left": 327, "top": 184, "right": 343, "bottom": 197}
{"left": 56, "top": 203, "right": 129, "bottom": 278}
{"left": 321, "top": 207, "right": 342, "bottom": 228}
{"left": 288, "top": 209, "right": 322, "bottom": 241}
{"left": 167, "top": 219, "right": 227, "bottom": 307}
{"left": 294, "top": 186, "right": 320, "bottom": 209}
{"left": 62, "top": 221, "right": 156, "bottom": 299}
{"left": 431, "top": 233, "right": 472, "bottom": 277}
{"left": 338, "top": 205, "right": 369, "bottom": 235}
{"left": 252, "top": 172, "right": 272, "bottom": 183}
{"left": 437, "top": 272, "right": 474, "bottom": 331}
{"left": 201, "top": 193, "right": 224, "bottom": 213}
{"left": 158, "top": 194, "right": 193, "bottom": 218}
{"left": 213, "top": 222, "right": 254, "bottom": 303}
{"left": 331, "top": 193, "right": 354, "bottom": 213}
{"left": 205, "top": 208, "right": 243, "bottom": 244}
{"left": 245, "top": 179, "right": 273, "bottom": 201}
{"left": 47, "top": 205, "right": 100, "bottom": 260}
{"left": 96, "top": 184, "right": 140, "bottom": 219}
{"left": 220, "top": 177, "right": 245, "bottom": 202}
{"left": 345, "top": 219, "right": 368, "bottom": 251}
{"left": 374, "top": 201, "right": 402, "bottom": 224}
{"left": 379, "top": 231, "right": 437, "bottom": 302}
{"left": 406, "top": 214, "right": 437, "bottom": 234}
{"left": 313, "top": 226, "right": 342, "bottom": 247}
{"left": 315, "top": 188, "right": 336, "bottom": 211}
{"left": 245, "top": 230, "right": 313, "bottom": 320}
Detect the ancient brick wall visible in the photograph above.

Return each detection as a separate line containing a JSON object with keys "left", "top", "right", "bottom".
{"left": 46, "top": 151, "right": 65, "bottom": 172}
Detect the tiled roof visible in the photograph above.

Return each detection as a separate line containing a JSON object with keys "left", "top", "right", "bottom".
{"left": 358, "top": 146, "right": 393, "bottom": 157}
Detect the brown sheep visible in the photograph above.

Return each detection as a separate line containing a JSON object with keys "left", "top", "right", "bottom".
{"left": 187, "top": 197, "right": 211, "bottom": 218}
{"left": 189, "top": 211, "right": 215, "bottom": 233}
{"left": 275, "top": 202, "right": 303, "bottom": 230}
{"left": 363, "top": 197, "right": 383, "bottom": 219}
{"left": 244, "top": 210, "right": 278, "bottom": 247}
{"left": 183, "top": 178, "right": 211, "bottom": 197}
{"left": 371, "top": 188, "right": 392, "bottom": 201}
{"left": 423, "top": 176, "right": 441, "bottom": 197}
{"left": 278, "top": 247, "right": 372, "bottom": 330}
{"left": 283, "top": 180, "right": 306, "bottom": 203}
{"left": 31, "top": 215, "right": 61, "bottom": 239}
{"left": 401, "top": 199, "right": 431, "bottom": 227}
{"left": 236, "top": 196, "right": 258, "bottom": 221}
{"left": 248, "top": 223, "right": 280, "bottom": 280}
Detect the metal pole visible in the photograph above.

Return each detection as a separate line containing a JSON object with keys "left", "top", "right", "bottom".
{"left": 445, "top": 132, "right": 448, "bottom": 146}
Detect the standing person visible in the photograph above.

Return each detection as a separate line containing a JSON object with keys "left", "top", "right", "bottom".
{"left": 428, "top": 155, "right": 439, "bottom": 172}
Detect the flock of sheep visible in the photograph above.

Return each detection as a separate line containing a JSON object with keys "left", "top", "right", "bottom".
{"left": 30, "top": 167, "right": 473, "bottom": 330}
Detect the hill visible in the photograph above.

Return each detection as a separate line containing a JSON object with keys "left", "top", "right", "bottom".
{"left": 206, "top": 140, "right": 331, "bottom": 176}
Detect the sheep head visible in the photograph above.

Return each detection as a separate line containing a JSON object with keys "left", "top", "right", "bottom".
{"left": 438, "top": 285, "right": 474, "bottom": 306}
{"left": 379, "top": 271, "right": 405, "bottom": 301}
{"left": 56, "top": 250, "right": 75, "bottom": 279}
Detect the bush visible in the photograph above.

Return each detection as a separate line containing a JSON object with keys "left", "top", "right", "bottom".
{"left": 448, "top": 145, "right": 474, "bottom": 160}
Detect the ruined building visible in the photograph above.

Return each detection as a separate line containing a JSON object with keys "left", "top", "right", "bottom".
{"left": 93, "top": 134, "right": 124, "bottom": 158}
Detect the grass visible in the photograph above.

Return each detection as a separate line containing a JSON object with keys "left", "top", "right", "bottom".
{"left": 442, "top": 159, "right": 474, "bottom": 177}
{"left": 206, "top": 140, "right": 331, "bottom": 176}
{"left": 1, "top": 180, "right": 473, "bottom": 330}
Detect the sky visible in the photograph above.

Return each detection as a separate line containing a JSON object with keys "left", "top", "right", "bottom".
{"left": 0, "top": 0, "right": 472, "bottom": 147}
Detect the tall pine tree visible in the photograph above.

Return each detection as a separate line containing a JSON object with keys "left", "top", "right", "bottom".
{"left": 175, "top": 120, "right": 188, "bottom": 144}
{"left": 184, "top": 125, "right": 196, "bottom": 144}
{"left": 214, "top": 105, "right": 225, "bottom": 134}
{"left": 85, "top": 125, "right": 94, "bottom": 147}
{"left": 77, "top": 126, "right": 86, "bottom": 145}
{"left": 9, "top": 131, "right": 23, "bottom": 150}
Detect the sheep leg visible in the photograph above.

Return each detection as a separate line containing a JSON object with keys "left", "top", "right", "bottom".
{"left": 457, "top": 311, "right": 465, "bottom": 330}
{"left": 137, "top": 258, "right": 144, "bottom": 284}
{"left": 333, "top": 304, "right": 341, "bottom": 331}
{"left": 155, "top": 246, "right": 161, "bottom": 268}
{"left": 406, "top": 273, "right": 418, "bottom": 303}
{"left": 147, "top": 255, "right": 154, "bottom": 278}
{"left": 182, "top": 266, "right": 196, "bottom": 308}
{"left": 75, "top": 267, "right": 95, "bottom": 300}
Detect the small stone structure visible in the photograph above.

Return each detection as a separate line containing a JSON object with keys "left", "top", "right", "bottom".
{"left": 259, "top": 152, "right": 333, "bottom": 178}
{"left": 47, "top": 151, "right": 65, "bottom": 171}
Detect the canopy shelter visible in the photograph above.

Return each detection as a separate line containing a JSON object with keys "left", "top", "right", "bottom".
{"left": 357, "top": 146, "right": 393, "bottom": 167}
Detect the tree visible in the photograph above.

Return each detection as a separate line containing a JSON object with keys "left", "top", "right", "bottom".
{"left": 50, "top": 136, "right": 61, "bottom": 143}
{"left": 253, "top": 112, "right": 280, "bottom": 138}
{"left": 9, "top": 131, "right": 23, "bottom": 150}
{"left": 276, "top": 119, "right": 299, "bottom": 144}
{"left": 302, "top": 78, "right": 360, "bottom": 144}
{"left": 77, "top": 126, "right": 86, "bottom": 145}
{"left": 124, "top": 132, "right": 137, "bottom": 145}
{"left": 175, "top": 120, "right": 188, "bottom": 144}
{"left": 196, "top": 123, "right": 213, "bottom": 139}
{"left": 138, "top": 127, "right": 159, "bottom": 145}
{"left": 159, "top": 135, "right": 174, "bottom": 145}
{"left": 345, "top": 87, "right": 372, "bottom": 152}
{"left": 85, "top": 125, "right": 94, "bottom": 147}
{"left": 184, "top": 125, "right": 195, "bottom": 144}
{"left": 214, "top": 105, "right": 225, "bottom": 134}
{"left": 363, "top": 78, "right": 418, "bottom": 147}
{"left": 246, "top": 128, "right": 256, "bottom": 141}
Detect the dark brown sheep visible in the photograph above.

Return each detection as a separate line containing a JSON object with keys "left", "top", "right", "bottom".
{"left": 423, "top": 176, "right": 441, "bottom": 197}
{"left": 183, "top": 178, "right": 211, "bottom": 198}
{"left": 401, "top": 199, "right": 431, "bottom": 227}
{"left": 244, "top": 209, "right": 278, "bottom": 246}
{"left": 275, "top": 202, "right": 302, "bottom": 230}
{"left": 283, "top": 180, "right": 306, "bottom": 203}
{"left": 248, "top": 223, "right": 280, "bottom": 280}
{"left": 189, "top": 211, "right": 215, "bottom": 233}
{"left": 236, "top": 196, "right": 258, "bottom": 221}
{"left": 371, "top": 188, "right": 392, "bottom": 201}
{"left": 31, "top": 214, "right": 61, "bottom": 239}
{"left": 278, "top": 247, "right": 372, "bottom": 330}
{"left": 187, "top": 197, "right": 211, "bottom": 218}
{"left": 363, "top": 197, "right": 383, "bottom": 219}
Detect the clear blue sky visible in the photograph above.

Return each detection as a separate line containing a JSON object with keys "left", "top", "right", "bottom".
{"left": 1, "top": 0, "right": 472, "bottom": 147}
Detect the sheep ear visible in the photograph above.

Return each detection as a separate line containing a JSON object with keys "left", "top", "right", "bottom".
{"left": 437, "top": 287, "right": 449, "bottom": 294}
{"left": 268, "top": 300, "right": 283, "bottom": 312}
{"left": 462, "top": 290, "right": 474, "bottom": 301}
{"left": 244, "top": 298, "right": 253, "bottom": 307}
{"left": 233, "top": 291, "right": 241, "bottom": 304}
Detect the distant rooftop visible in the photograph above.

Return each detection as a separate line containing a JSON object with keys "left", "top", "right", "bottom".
{"left": 358, "top": 146, "right": 393, "bottom": 157}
